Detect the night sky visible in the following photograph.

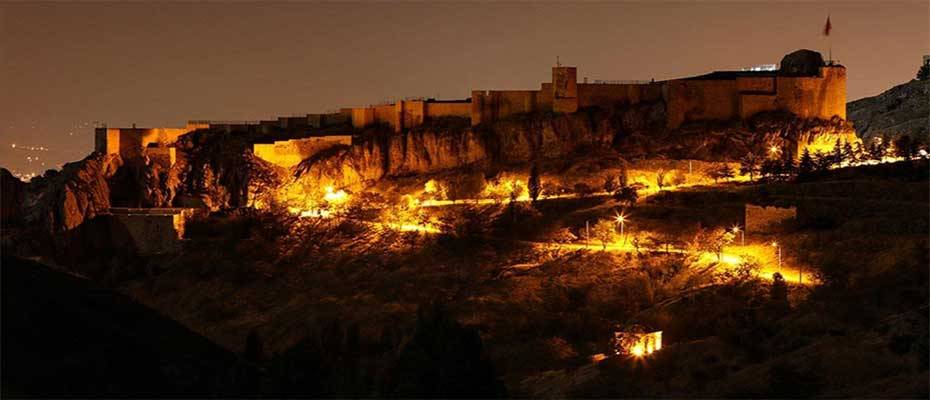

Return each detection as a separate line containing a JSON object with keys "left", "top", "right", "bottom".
{"left": 1, "top": 1, "right": 927, "bottom": 178}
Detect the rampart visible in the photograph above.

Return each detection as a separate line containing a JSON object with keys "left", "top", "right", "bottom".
{"left": 95, "top": 124, "right": 202, "bottom": 161}
{"left": 110, "top": 207, "right": 196, "bottom": 255}
{"left": 253, "top": 136, "right": 353, "bottom": 168}
{"left": 348, "top": 99, "right": 470, "bottom": 132}
{"left": 95, "top": 49, "right": 846, "bottom": 160}
{"left": 471, "top": 49, "right": 845, "bottom": 130}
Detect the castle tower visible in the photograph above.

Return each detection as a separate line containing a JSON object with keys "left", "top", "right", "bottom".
{"left": 552, "top": 66, "right": 578, "bottom": 113}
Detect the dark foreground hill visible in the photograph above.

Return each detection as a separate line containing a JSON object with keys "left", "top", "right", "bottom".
{"left": 848, "top": 79, "right": 929, "bottom": 141}
{"left": 0, "top": 256, "right": 239, "bottom": 397}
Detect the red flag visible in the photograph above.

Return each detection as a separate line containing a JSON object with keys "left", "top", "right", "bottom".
{"left": 823, "top": 15, "right": 832, "bottom": 36}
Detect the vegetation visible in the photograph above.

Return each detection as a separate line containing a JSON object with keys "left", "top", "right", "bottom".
{"left": 528, "top": 163, "right": 541, "bottom": 202}
{"left": 917, "top": 60, "right": 930, "bottom": 81}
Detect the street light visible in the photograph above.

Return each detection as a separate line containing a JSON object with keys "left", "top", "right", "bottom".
{"left": 615, "top": 211, "right": 628, "bottom": 245}
{"left": 771, "top": 241, "right": 782, "bottom": 273}
{"left": 732, "top": 225, "right": 744, "bottom": 246}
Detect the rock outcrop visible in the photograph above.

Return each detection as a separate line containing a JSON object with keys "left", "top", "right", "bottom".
{"left": 283, "top": 104, "right": 858, "bottom": 203}
{"left": 283, "top": 110, "right": 627, "bottom": 203}
{"left": 19, "top": 152, "right": 123, "bottom": 232}
{"left": 1, "top": 169, "right": 25, "bottom": 223}
{"left": 847, "top": 80, "right": 929, "bottom": 141}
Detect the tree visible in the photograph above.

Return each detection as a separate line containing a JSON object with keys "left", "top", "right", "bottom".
{"left": 740, "top": 152, "right": 762, "bottom": 182}
{"left": 447, "top": 172, "right": 485, "bottom": 203}
{"left": 528, "top": 164, "right": 541, "bottom": 202}
{"left": 769, "top": 272, "right": 790, "bottom": 316}
{"left": 670, "top": 170, "right": 687, "bottom": 186}
{"left": 918, "top": 60, "right": 930, "bottom": 81}
{"left": 613, "top": 185, "right": 638, "bottom": 207}
{"left": 797, "top": 148, "right": 815, "bottom": 179}
{"left": 853, "top": 142, "right": 866, "bottom": 162}
{"left": 656, "top": 169, "right": 668, "bottom": 189}
{"left": 867, "top": 138, "right": 884, "bottom": 160}
{"left": 602, "top": 175, "right": 617, "bottom": 194}
{"left": 813, "top": 152, "right": 833, "bottom": 172}
{"left": 842, "top": 141, "right": 855, "bottom": 164}
{"left": 384, "top": 302, "right": 506, "bottom": 398}
{"left": 689, "top": 227, "right": 734, "bottom": 260}
{"left": 592, "top": 219, "right": 617, "bottom": 250}
{"left": 760, "top": 159, "right": 781, "bottom": 180}
{"left": 894, "top": 134, "right": 915, "bottom": 159}
{"left": 573, "top": 183, "right": 594, "bottom": 198}
{"left": 780, "top": 151, "right": 797, "bottom": 176}
{"left": 617, "top": 164, "right": 629, "bottom": 188}
{"left": 707, "top": 163, "right": 735, "bottom": 183}
{"left": 880, "top": 133, "right": 893, "bottom": 158}
{"left": 832, "top": 139, "right": 844, "bottom": 165}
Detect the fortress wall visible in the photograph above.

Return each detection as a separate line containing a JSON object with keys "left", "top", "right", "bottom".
{"left": 736, "top": 76, "right": 776, "bottom": 93}
{"left": 424, "top": 101, "right": 470, "bottom": 119}
{"left": 497, "top": 90, "right": 539, "bottom": 116}
{"left": 775, "top": 66, "right": 846, "bottom": 120}
{"left": 112, "top": 211, "right": 187, "bottom": 255}
{"left": 665, "top": 80, "right": 739, "bottom": 129}
{"left": 471, "top": 91, "right": 487, "bottom": 125}
{"left": 471, "top": 90, "right": 540, "bottom": 125}
{"left": 576, "top": 83, "right": 663, "bottom": 108}
{"left": 400, "top": 100, "right": 425, "bottom": 132}
{"left": 96, "top": 127, "right": 195, "bottom": 160}
{"left": 374, "top": 104, "right": 397, "bottom": 128}
{"left": 253, "top": 136, "right": 353, "bottom": 168}
{"left": 538, "top": 83, "right": 554, "bottom": 109}
{"left": 351, "top": 107, "right": 375, "bottom": 128}
{"left": 110, "top": 208, "right": 202, "bottom": 255}
{"left": 95, "top": 128, "right": 121, "bottom": 155}
{"left": 739, "top": 93, "right": 778, "bottom": 119}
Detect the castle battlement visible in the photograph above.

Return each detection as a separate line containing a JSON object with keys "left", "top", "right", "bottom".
{"left": 95, "top": 49, "right": 846, "bottom": 164}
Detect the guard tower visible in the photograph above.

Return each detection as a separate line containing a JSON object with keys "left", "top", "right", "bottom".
{"left": 552, "top": 64, "right": 578, "bottom": 113}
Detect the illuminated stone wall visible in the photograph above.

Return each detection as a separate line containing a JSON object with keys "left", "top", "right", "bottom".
{"left": 253, "top": 136, "right": 353, "bottom": 168}
{"left": 775, "top": 66, "right": 847, "bottom": 121}
{"left": 95, "top": 125, "right": 198, "bottom": 160}
{"left": 111, "top": 207, "right": 195, "bottom": 255}
{"left": 351, "top": 99, "right": 473, "bottom": 132}
{"left": 665, "top": 79, "right": 740, "bottom": 129}
{"left": 577, "top": 83, "right": 663, "bottom": 108}
{"left": 745, "top": 204, "right": 797, "bottom": 233}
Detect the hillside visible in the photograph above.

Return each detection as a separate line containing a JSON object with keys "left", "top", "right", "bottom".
{"left": 0, "top": 256, "right": 240, "bottom": 397}
{"left": 847, "top": 79, "right": 929, "bottom": 140}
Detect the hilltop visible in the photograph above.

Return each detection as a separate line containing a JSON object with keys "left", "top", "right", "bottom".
{"left": 848, "top": 79, "right": 929, "bottom": 140}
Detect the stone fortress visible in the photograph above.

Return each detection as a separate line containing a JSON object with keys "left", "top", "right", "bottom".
{"left": 95, "top": 49, "right": 846, "bottom": 170}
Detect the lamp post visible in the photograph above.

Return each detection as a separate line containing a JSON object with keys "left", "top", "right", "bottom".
{"left": 732, "top": 225, "right": 744, "bottom": 246}
{"left": 585, "top": 220, "right": 590, "bottom": 249}
{"left": 769, "top": 145, "right": 780, "bottom": 157}
{"left": 615, "top": 212, "right": 628, "bottom": 246}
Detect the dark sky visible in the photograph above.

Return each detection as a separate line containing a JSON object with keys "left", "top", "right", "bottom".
{"left": 1, "top": 1, "right": 927, "bottom": 177}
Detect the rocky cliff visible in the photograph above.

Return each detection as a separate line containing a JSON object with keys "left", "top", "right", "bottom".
{"left": 848, "top": 80, "right": 929, "bottom": 141}
{"left": 283, "top": 104, "right": 855, "bottom": 203}
{"left": 3, "top": 101, "right": 862, "bottom": 234}
{"left": 14, "top": 152, "right": 123, "bottom": 233}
